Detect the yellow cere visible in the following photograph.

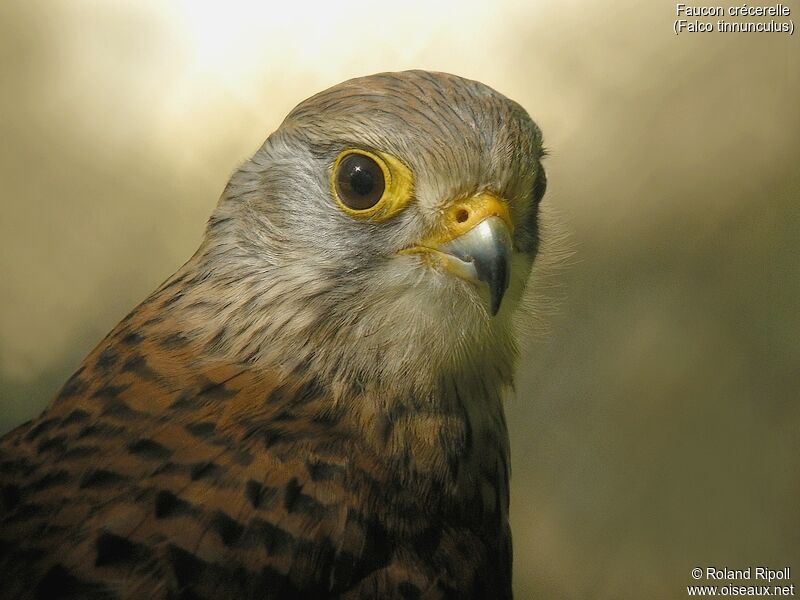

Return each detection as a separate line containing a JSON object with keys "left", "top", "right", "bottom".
{"left": 330, "top": 148, "right": 415, "bottom": 221}
{"left": 403, "top": 192, "right": 514, "bottom": 250}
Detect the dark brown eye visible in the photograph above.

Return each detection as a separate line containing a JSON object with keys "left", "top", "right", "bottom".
{"left": 335, "top": 153, "right": 385, "bottom": 210}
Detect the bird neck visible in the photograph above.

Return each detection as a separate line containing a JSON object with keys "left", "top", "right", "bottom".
{"left": 133, "top": 253, "right": 514, "bottom": 507}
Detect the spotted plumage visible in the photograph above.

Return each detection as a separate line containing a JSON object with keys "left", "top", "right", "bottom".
{"left": 0, "top": 70, "right": 548, "bottom": 599}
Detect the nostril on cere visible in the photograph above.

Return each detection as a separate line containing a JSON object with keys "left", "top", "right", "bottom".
{"left": 455, "top": 209, "right": 469, "bottom": 223}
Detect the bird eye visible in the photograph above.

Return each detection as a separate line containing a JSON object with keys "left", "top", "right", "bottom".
{"left": 335, "top": 153, "right": 386, "bottom": 210}
{"left": 330, "top": 148, "right": 414, "bottom": 221}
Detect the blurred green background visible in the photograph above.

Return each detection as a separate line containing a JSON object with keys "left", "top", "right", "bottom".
{"left": 1, "top": 1, "right": 798, "bottom": 597}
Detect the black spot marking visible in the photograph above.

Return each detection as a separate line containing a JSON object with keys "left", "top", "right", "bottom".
{"left": 92, "top": 383, "right": 131, "bottom": 400}
{"left": 160, "top": 291, "right": 185, "bottom": 309}
{"left": 4, "top": 502, "right": 45, "bottom": 523}
{"left": 24, "top": 418, "right": 59, "bottom": 442}
{"left": 233, "top": 450, "right": 254, "bottom": 465}
{"left": 270, "top": 410, "right": 296, "bottom": 423}
{"left": 311, "top": 409, "right": 341, "bottom": 426}
{"left": 200, "top": 381, "right": 237, "bottom": 401}
{"left": 101, "top": 399, "right": 142, "bottom": 420}
{"left": 245, "top": 479, "right": 278, "bottom": 510}
{"left": 151, "top": 461, "right": 182, "bottom": 477}
{"left": 329, "top": 550, "right": 359, "bottom": 592}
{"left": 166, "top": 543, "right": 206, "bottom": 589}
{"left": 189, "top": 461, "right": 223, "bottom": 482}
{"left": 154, "top": 490, "right": 194, "bottom": 519}
{"left": 79, "top": 469, "right": 128, "bottom": 488}
{"left": 337, "top": 508, "right": 394, "bottom": 581}
{"left": 29, "top": 469, "right": 70, "bottom": 491}
{"left": 399, "top": 581, "right": 422, "bottom": 600}
{"left": 121, "top": 354, "right": 157, "bottom": 379}
{"left": 0, "top": 457, "right": 35, "bottom": 476}
{"left": 376, "top": 413, "right": 395, "bottom": 446}
{"left": 292, "top": 538, "right": 336, "bottom": 590}
{"left": 37, "top": 434, "right": 67, "bottom": 454}
{"left": 185, "top": 421, "right": 216, "bottom": 438}
{"left": 283, "top": 478, "right": 302, "bottom": 511}
{"left": 306, "top": 460, "right": 346, "bottom": 482}
{"left": 248, "top": 518, "right": 294, "bottom": 555}
{"left": 35, "top": 564, "right": 109, "bottom": 600}
{"left": 77, "top": 422, "right": 125, "bottom": 439}
{"left": 260, "top": 425, "right": 293, "bottom": 448}
{"left": 57, "top": 372, "right": 89, "bottom": 400}
{"left": 160, "top": 332, "right": 191, "bottom": 349}
{"left": 127, "top": 438, "right": 172, "bottom": 460}
{"left": 95, "top": 531, "right": 150, "bottom": 567}
{"left": 447, "top": 453, "right": 461, "bottom": 480}
{"left": 120, "top": 330, "right": 143, "bottom": 345}
{"left": 208, "top": 215, "right": 232, "bottom": 229}
{"left": 1, "top": 484, "right": 21, "bottom": 510}
{"left": 205, "top": 328, "right": 227, "bottom": 354}
{"left": 259, "top": 565, "right": 302, "bottom": 599}
{"left": 62, "top": 445, "right": 100, "bottom": 460}
{"left": 168, "top": 392, "right": 195, "bottom": 411}
{"left": 266, "top": 383, "right": 292, "bottom": 405}
{"left": 95, "top": 347, "right": 119, "bottom": 369}
{"left": 294, "top": 378, "right": 323, "bottom": 404}
{"left": 412, "top": 525, "right": 444, "bottom": 561}
{"left": 283, "top": 477, "right": 326, "bottom": 517}
{"left": 62, "top": 409, "right": 91, "bottom": 425}
{"left": 210, "top": 511, "right": 245, "bottom": 546}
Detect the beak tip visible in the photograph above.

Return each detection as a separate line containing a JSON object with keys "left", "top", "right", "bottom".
{"left": 428, "top": 215, "right": 514, "bottom": 317}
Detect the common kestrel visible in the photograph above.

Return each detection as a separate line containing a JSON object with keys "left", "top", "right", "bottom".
{"left": 0, "top": 71, "right": 548, "bottom": 599}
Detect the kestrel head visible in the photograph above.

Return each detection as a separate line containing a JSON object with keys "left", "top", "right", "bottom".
{"left": 196, "top": 71, "right": 547, "bottom": 396}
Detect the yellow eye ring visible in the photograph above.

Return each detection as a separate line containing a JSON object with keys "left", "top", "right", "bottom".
{"left": 330, "top": 148, "right": 414, "bottom": 221}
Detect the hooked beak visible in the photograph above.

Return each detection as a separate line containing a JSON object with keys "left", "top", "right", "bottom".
{"left": 399, "top": 192, "right": 514, "bottom": 316}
